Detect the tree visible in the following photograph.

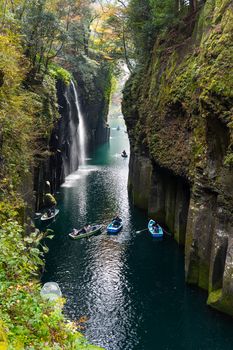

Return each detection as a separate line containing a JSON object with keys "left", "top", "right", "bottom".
{"left": 90, "top": 1, "right": 134, "bottom": 71}
{"left": 20, "top": 0, "right": 66, "bottom": 73}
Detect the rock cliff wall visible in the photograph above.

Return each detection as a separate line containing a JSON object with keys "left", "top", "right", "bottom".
{"left": 34, "top": 58, "right": 112, "bottom": 209}
{"left": 34, "top": 80, "right": 77, "bottom": 208}
{"left": 73, "top": 55, "right": 111, "bottom": 149}
{"left": 123, "top": 0, "right": 233, "bottom": 315}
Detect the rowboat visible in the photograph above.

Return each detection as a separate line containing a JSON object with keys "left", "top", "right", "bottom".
{"left": 148, "top": 219, "right": 163, "bottom": 238}
{"left": 69, "top": 224, "right": 102, "bottom": 239}
{"left": 107, "top": 218, "right": 123, "bottom": 234}
{"left": 41, "top": 209, "right": 59, "bottom": 221}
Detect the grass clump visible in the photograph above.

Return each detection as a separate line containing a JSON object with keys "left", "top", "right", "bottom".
{"left": 48, "top": 64, "right": 72, "bottom": 85}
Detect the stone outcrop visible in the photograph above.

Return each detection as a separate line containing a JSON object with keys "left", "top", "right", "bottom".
{"left": 122, "top": 0, "right": 233, "bottom": 316}
{"left": 73, "top": 55, "right": 111, "bottom": 150}
{"left": 34, "top": 80, "right": 77, "bottom": 208}
{"left": 34, "top": 56, "right": 112, "bottom": 209}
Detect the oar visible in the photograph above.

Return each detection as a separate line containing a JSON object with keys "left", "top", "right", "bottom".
{"left": 162, "top": 227, "right": 172, "bottom": 236}
{"left": 136, "top": 226, "right": 172, "bottom": 236}
{"left": 136, "top": 228, "right": 148, "bottom": 234}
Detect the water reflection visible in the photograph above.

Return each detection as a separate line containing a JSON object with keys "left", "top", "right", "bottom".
{"left": 43, "top": 116, "right": 233, "bottom": 350}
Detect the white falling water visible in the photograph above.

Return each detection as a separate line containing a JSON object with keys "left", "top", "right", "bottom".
{"left": 71, "top": 80, "right": 86, "bottom": 166}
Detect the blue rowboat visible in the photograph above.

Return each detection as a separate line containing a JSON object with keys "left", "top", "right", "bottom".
{"left": 107, "top": 218, "right": 123, "bottom": 234}
{"left": 148, "top": 219, "right": 163, "bottom": 238}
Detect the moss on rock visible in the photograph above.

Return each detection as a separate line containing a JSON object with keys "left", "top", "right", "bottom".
{"left": 207, "top": 289, "right": 233, "bottom": 317}
{"left": 123, "top": 0, "right": 233, "bottom": 316}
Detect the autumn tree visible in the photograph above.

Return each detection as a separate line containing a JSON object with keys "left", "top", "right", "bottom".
{"left": 90, "top": 0, "right": 134, "bottom": 71}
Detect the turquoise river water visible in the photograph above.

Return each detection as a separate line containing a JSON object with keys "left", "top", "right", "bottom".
{"left": 42, "top": 117, "right": 233, "bottom": 350}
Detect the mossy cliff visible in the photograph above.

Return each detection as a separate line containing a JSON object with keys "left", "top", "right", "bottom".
{"left": 34, "top": 56, "right": 113, "bottom": 209}
{"left": 122, "top": 0, "right": 233, "bottom": 316}
{"left": 34, "top": 77, "right": 79, "bottom": 209}
{"left": 0, "top": 36, "right": 106, "bottom": 348}
{"left": 72, "top": 55, "right": 112, "bottom": 149}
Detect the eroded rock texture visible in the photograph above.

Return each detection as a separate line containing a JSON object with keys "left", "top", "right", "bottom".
{"left": 34, "top": 57, "right": 112, "bottom": 209}
{"left": 122, "top": 0, "right": 233, "bottom": 315}
{"left": 73, "top": 56, "right": 111, "bottom": 149}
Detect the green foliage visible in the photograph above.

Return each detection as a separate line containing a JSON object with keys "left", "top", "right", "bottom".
{"left": 0, "top": 32, "right": 37, "bottom": 188}
{"left": 20, "top": 0, "right": 66, "bottom": 73}
{"left": 127, "top": 0, "right": 155, "bottom": 56}
{"left": 89, "top": 2, "right": 134, "bottom": 72}
{"left": 127, "top": 0, "right": 203, "bottom": 59}
{"left": 0, "top": 0, "right": 97, "bottom": 75}
{"left": 224, "top": 152, "right": 233, "bottom": 167}
{"left": 0, "top": 31, "right": 59, "bottom": 193}
{"left": 48, "top": 64, "right": 72, "bottom": 85}
{"left": 0, "top": 221, "right": 43, "bottom": 281}
{"left": 0, "top": 3, "right": 106, "bottom": 348}
{"left": 0, "top": 211, "right": 103, "bottom": 349}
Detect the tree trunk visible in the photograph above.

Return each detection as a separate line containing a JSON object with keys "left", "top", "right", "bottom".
{"left": 190, "top": 0, "right": 197, "bottom": 13}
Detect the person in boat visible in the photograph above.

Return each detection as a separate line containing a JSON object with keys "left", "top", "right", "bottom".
{"left": 122, "top": 150, "right": 127, "bottom": 157}
{"left": 152, "top": 222, "right": 159, "bottom": 233}
{"left": 84, "top": 224, "right": 91, "bottom": 233}
{"left": 47, "top": 208, "right": 52, "bottom": 217}
{"left": 72, "top": 228, "right": 79, "bottom": 236}
{"left": 113, "top": 216, "right": 121, "bottom": 226}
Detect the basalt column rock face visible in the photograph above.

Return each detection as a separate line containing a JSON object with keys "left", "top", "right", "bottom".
{"left": 34, "top": 60, "right": 113, "bottom": 209}
{"left": 128, "top": 153, "right": 190, "bottom": 246}
{"left": 73, "top": 55, "right": 111, "bottom": 150}
{"left": 34, "top": 80, "right": 79, "bottom": 209}
{"left": 122, "top": 0, "right": 233, "bottom": 316}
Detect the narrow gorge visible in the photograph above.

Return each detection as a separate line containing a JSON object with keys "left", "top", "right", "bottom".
{"left": 0, "top": 0, "right": 233, "bottom": 348}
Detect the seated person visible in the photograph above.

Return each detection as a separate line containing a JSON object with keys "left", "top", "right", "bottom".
{"left": 47, "top": 209, "right": 52, "bottom": 217}
{"left": 72, "top": 228, "right": 79, "bottom": 236}
{"left": 113, "top": 215, "right": 121, "bottom": 223}
{"left": 152, "top": 222, "right": 159, "bottom": 232}
{"left": 84, "top": 224, "right": 91, "bottom": 233}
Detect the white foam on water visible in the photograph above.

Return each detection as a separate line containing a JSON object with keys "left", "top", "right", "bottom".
{"left": 61, "top": 166, "right": 99, "bottom": 188}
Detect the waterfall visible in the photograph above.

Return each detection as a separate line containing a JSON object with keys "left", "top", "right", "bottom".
{"left": 71, "top": 80, "right": 86, "bottom": 166}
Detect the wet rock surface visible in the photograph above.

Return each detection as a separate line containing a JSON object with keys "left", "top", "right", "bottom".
{"left": 122, "top": 0, "right": 233, "bottom": 315}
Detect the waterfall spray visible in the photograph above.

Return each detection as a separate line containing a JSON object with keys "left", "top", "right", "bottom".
{"left": 71, "top": 81, "right": 86, "bottom": 166}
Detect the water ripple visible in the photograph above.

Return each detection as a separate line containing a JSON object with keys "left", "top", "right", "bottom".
{"left": 42, "top": 119, "right": 233, "bottom": 350}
